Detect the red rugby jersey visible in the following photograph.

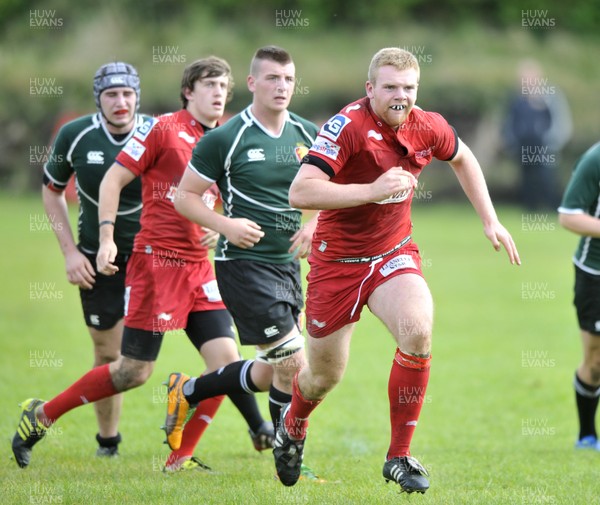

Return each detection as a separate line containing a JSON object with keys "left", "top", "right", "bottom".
{"left": 306, "top": 97, "right": 458, "bottom": 261}
{"left": 116, "top": 109, "right": 215, "bottom": 262}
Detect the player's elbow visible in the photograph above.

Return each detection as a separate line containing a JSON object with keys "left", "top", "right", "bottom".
{"left": 290, "top": 177, "right": 320, "bottom": 208}
{"left": 558, "top": 212, "right": 583, "bottom": 234}
{"left": 557, "top": 213, "right": 568, "bottom": 229}
{"left": 173, "top": 190, "right": 186, "bottom": 215}
{"left": 288, "top": 180, "right": 305, "bottom": 208}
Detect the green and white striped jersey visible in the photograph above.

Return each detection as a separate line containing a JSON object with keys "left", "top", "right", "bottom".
{"left": 559, "top": 142, "right": 600, "bottom": 274}
{"left": 188, "top": 107, "right": 318, "bottom": 263}
{"left": 44, "top": 113, "right": 147, "bottom": 254}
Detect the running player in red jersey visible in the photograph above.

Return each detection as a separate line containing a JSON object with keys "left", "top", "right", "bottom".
{"left": 12, "top": 57, "right": 273, "bottom": 471}
{"left": 273, "top": 47, "right": 521, "bottom": 492}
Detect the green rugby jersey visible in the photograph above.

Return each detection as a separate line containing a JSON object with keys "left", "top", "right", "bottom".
{"left": 559, "top": 142, "right": 600, "bottom": 274}
{"left": 44, "top": 113, "right": 147, "bottom": 254}
{"left": 188, "top": 107, "right": 318, "bottom": 263}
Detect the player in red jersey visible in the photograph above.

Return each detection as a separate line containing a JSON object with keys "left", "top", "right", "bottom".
{"left": 12, "top": 57, "right": 273, "bottom": 471}
{"left": 273, "top": 47, "right": 521, "bottom": 491}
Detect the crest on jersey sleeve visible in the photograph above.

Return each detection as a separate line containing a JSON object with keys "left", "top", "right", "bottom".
{"left": 294, "top": 143, "right": 310, "bottom": 163}
{"left": 309, "top": 137, "right": 340, "bottom": 161}
{"left": 121, "top": 138, "right": 146, "bottom": 161}
{"left": 320, "top": 114, "right": 351, "bottom": 142}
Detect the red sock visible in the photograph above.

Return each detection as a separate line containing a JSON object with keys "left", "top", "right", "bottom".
{"left": 387, "top": 348, "right": 431, "bottom": 459}
{"left": 285, "top": 372, "right": 321, "bottom": 440}
{"left": 42, "top": 364, "right": 118, "bottom": 424}
{"left": 165, "top": 395, "right": 224, "bottom": 467}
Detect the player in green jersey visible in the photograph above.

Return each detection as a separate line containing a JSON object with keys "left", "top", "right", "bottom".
{"left": 559, "top": 142, "right": 600, "bottom": 451}
{"left": 37, "top": 62, "right": 145, "bottom": 458}
{"left": 170, "top": 46, "right": 323, "bottom": 481}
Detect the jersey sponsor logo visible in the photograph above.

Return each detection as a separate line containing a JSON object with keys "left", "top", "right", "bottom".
{"left": 375, "top": 188, "right": 412, "bottom": 205}
{"left": 86, "top": 151, "right": 104, "bottom": 164}
{"left": 320, "top": 114, "right": 351, "bottom": 142}
{"left": 178, "top": 131, "right": 196, "bottom": 144}
{"left": 415, "top": 146, "right": 434, "bottom": 159}
{"left": 122, "top": 138, "right": 146, "bottom": 161}
{"left": 264, "top": 325, "right": 280, "bottom": 338}
{"left": 157, "top": 312, "right": 173, "bottom": 321}
{"left": 380, "top": 254, "right": 417, "bottom": 277}
{"left": 247, "top": 148, "right": 265, "bottom": 162}
{"left": 310, "top": 137, "right": 341, "bottom": 161}
{"left": 134, "top": 117, "right": 159, "bottom": 142}
{"left": 367, "top": 130, "right": 383, "bottom": 141}
{"left": 202, "top": 279, "right": 222, "bottom": 303}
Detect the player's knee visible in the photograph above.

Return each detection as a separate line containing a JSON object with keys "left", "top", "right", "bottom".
{"left": 249, "top": 361, "right": 274, "bottom": 391}
{"left": 397, "top": 317, "right": 432, "bottom": 352}
{"left": 589, "top": 353, "right": 600, "bottom": 383}
{"left": 112, "top": 359, "right": 153, "bottom": 390}
{"left": 200, "top": 340, "right": 240, "bottom": 371}
{"left": 308, "top": 369, "right": 340, "bottom": 397}
{"left": 94, "top": 349, "right": 121, "bottom": 367}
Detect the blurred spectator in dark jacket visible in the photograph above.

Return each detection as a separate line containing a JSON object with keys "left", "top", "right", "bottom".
{"left": 503, "top": 59, "right": 572, "bottom": 210}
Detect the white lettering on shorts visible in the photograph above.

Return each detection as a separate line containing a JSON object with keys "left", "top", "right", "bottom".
{"left": 124, "top": 286, "right": 131, "bottom": 316}
{"left": 202, "top": 279, "right": 222, "bottom": 302}
{"left": 379, "top": 254, "right": 417, "bottom": 277}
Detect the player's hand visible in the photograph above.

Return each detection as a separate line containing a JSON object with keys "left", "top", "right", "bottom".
{"left": 223, "top": 218, "right": 265, "bottom": 249}
{"left": 65, "top": 249, "right": 96, "bottom": 289}
{"left": 484, "top": 221, "right": 522, "bottom": 265}
{"left": 200, "top": 227, "right": 220, "bottom": 249}
{"left": 96, "top": 240, "right": 119, "bottom": 275}
{"left": 288, "top": 220, "right": 316, "bottom": 259}
{"left": 369, "top": 166, "right": 417, "bottom": 203}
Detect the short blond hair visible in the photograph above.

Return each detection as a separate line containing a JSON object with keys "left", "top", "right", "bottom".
{"left": 368, "top": 47, "right": 420, "bottom": 83}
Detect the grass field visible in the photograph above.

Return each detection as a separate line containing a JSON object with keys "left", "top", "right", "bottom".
{"left": 0, "top": 193, "right": 597, "bottom": 504}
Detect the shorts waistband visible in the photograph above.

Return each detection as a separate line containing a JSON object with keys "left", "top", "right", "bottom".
{"left": 335, "top": 235, "right": 412, "bottom": 264}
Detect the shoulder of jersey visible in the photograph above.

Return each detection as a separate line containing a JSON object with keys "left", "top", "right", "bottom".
{"left": 318, "top": 102, "right": 365, "bottom": 143}
{"left": 212, "top": 113, "right": 245, "bottom": 136}
{"left": 57, "top": 114, "right": 97, "bottom": 135}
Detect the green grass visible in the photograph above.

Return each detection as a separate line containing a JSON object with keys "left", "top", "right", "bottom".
{"left": 0, "top": 193, "right": 595, "bottom": 504}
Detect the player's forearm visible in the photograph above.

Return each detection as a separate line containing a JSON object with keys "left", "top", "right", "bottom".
{"left": 98, "top": 171, "right": 123, "bottom": 243}
{"left": 42, "top": 185, "right": 78, "bottom": 256}
{"left": 175, "top": 189, "right": 230, "bottom": 234}
{"left": 289, "top": 178, "right": 375, "bottom": 210}
{"left": 559, "top": 212, "right": 600, "bottom": 238}
{"left": 449, "top": 146, "right": 499, "bottom": 227}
